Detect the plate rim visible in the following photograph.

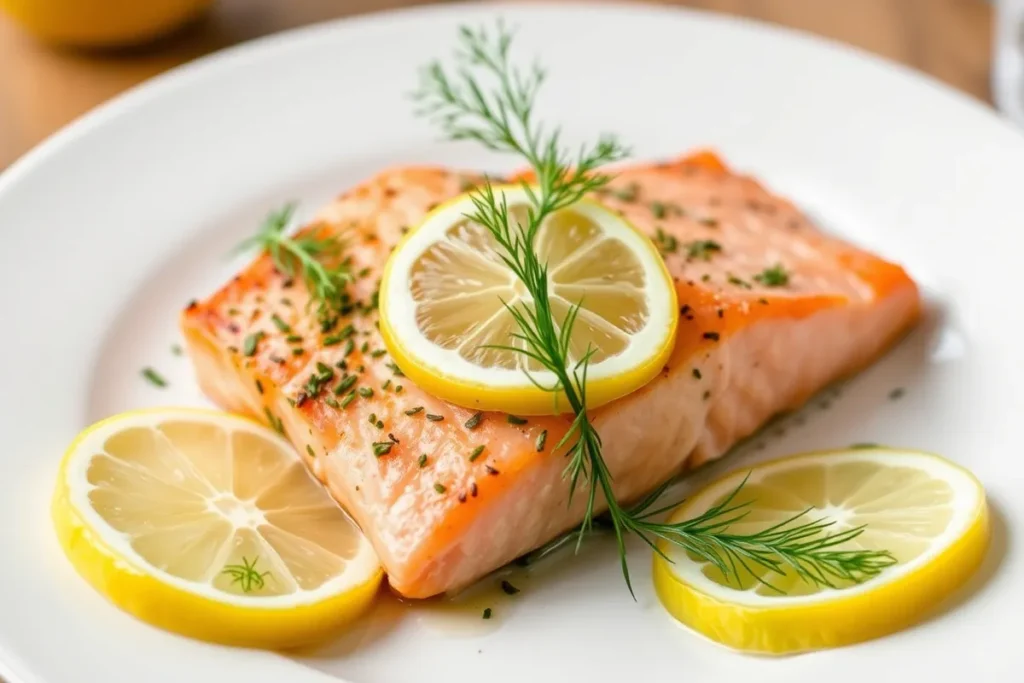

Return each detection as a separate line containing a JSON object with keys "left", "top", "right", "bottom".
{"left": 0, "top": 2, "right": 1020, "bottom": 682}
{"left": 0, "top": 0, "right": 1019, "bottom": 202}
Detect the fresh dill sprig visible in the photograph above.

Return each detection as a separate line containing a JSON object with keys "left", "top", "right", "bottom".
{"left": 221, "top": 555, "right": 272, "bottom": 593}
{"left": 236, "top": 203, "right": 352, "bottom": 324}
{"left": 627, "top": 475, "right": 896, "bottom": 591}
{"left": 415, "top": 21, "right": 897, "bottom": 595}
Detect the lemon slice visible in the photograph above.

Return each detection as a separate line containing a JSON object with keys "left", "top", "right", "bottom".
{"left": 51, "top": 408, "right": 382, "bottom": 648}
{"left": 379, "top": 185, "right": 678, "bottom": 415}
{"left": 653, "top": 447, "right": 989, "bottom": 655}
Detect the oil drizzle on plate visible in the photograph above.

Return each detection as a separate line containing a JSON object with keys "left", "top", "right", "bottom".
{"left": 390, "top": 564, "right": 530, "bottom": 636}
{"left": 298, "top": 559, "right": 543, "bottom": 658}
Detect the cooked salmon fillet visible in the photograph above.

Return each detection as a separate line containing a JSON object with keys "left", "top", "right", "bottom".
{"left": 180, "top": 151, "right": 921, "bottom": 598}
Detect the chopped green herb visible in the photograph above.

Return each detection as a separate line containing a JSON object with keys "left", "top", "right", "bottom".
{"left": 434, "top": 483, "right": 447, "bottom": 494}
{"left": 382, "top": 379, "right": 391, "bottom": 390}
{"left": 372, "top": 442, "right": 393, "bottom": 457}
{"left": 387, "top": 362, "right": 405, "bottom": 376}
{"left": 506, "top": 415, "right": 527, "bottom": 425}
{"left": 465, "top": 412, "right": 483, "bottom": 429}
{"left": 368, "top": 413, "right": 377, "bottom": 425}
{"left": 692, "top": 368, "right": 701, "bottom": 380}
{"left": 727, "top": 274, "right": 752, "bottom": 289}
{"left": 320, "top": 315, "right": 339, "bottom": 334}
{"left": 271, "top": 314, "right": 291, "bottom": 333}
{"left": 286, "top": 334, "right": 303, "bottom": 343}
{"left": 650, "top": 201, "right": 667, "bottom": 219}
{"left": 343, "top": 338, "right": 355, "bottom": 356}
{"left": 291, "top": 347, "right": 304, "bottom": 356}
{"left": 500, "top": 580, "right": 520, "bottom": 595}
{"left": 614, "top": 183, "right": 638, "bottom": 202}
{"left": 535, "top": 429, "right": 548, "bottom": 452}
{"left": 255, "top": 379, "right": 264, "bottom": 394}
{"left": 263, "top": 408, "right": 285, "bottom": 434}
{"left": 141, "top": 367, "right": 167, "bottom": 388}
{"left": 335, "top": 375, "right": 358, "bottom": 395}
{"left": 469, "top": 445, "right": 485, "bottom": 462}
{"left": 358, "top": 387, "right": 374, "bottom": 399}
{"left": 360, "top": 341, "right": 369, "bottom": 353}
{"left": 699, "top": 216, "right": 719, "bottom": 227}
{"left": 405, "top": 406, "right": 424, "bottom": 416}
{"left": 426, "top": 413, "right": 444, "bottom": 422}
{"left": 243, "top": 332, "right": 264, "bottom": 357}
{"left": 323, "top": 333, "right": 344, "bottom": 346}
{"left": 654, "top": 227, "right": 678, "bottom": 254}
{"left": 325, "top": 396, "right": 340, "bottom": 409}
{"left": 482, "top": 607, "right": 492, "bottom": 620}
{"left": 340, "top": 392, "right": 357, "bottom": 409}
{"left": 370, "top": 349, "right": 387, "bottom": 358}
{"left": 753, "top": 264, "right": 790, "bottom": 287}
{"left": 306, "top": 445, "right": 315, "bottom": 458}
{"left": 395, "top": 385, "right": 404, "bottom": 393}
{"left": 686, "top": 239, "right": 722, "bottom": 261}
{"left": 418, "top": 453, "right": 428, "bottom": 468}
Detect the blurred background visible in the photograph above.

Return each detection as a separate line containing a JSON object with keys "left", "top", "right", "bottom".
{"left": 0, "top": 0, "right": 1015, "bottom": 170}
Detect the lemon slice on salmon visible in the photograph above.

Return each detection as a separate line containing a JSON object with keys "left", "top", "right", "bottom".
{"left": 51, "top": 408, "right": 382, "bottom": 648}
{"left": 379, "top": 185, "right": 678, "bottom": 415}
{"left": 653, "top": 447, "right": 989, "bottom": 655}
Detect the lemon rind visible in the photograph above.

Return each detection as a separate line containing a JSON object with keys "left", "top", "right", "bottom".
{"left": 379, "top": 185, "right": 678, "bottom": 415}
{"left": 652, "top": 448, "right": 990, "bottom": 655}
{"left": 52, "top": 408, "right": 384, "bottom": 648}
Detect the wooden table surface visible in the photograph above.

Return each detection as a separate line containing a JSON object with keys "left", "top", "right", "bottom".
{"left": 0, "top": 0, "right": 995, "bottom": 170}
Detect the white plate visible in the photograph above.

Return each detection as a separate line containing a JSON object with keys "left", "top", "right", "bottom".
{"left": 0, "top": 2, "right": 1021, "bottom": 681}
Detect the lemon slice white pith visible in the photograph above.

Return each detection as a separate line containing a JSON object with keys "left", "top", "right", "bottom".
{"left": 52, "top": 408, "right": 382, "bottom": 648}
{"left": 379, "top": 185, "right": 678, "bottom": 415}
{"left": 653, "top": 447, "right": 989, "bottom": 655}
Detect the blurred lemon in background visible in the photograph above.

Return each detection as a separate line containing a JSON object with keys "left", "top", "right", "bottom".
{"left": 0, "top": 0, "right": 214, "bottom": 48}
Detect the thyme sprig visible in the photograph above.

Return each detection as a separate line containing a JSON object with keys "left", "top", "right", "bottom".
{"left": 236, "top": 203, "right": 352, "bottom": 324}
{"left": 415, "top": 22, "right": 896, "bottom": 595}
